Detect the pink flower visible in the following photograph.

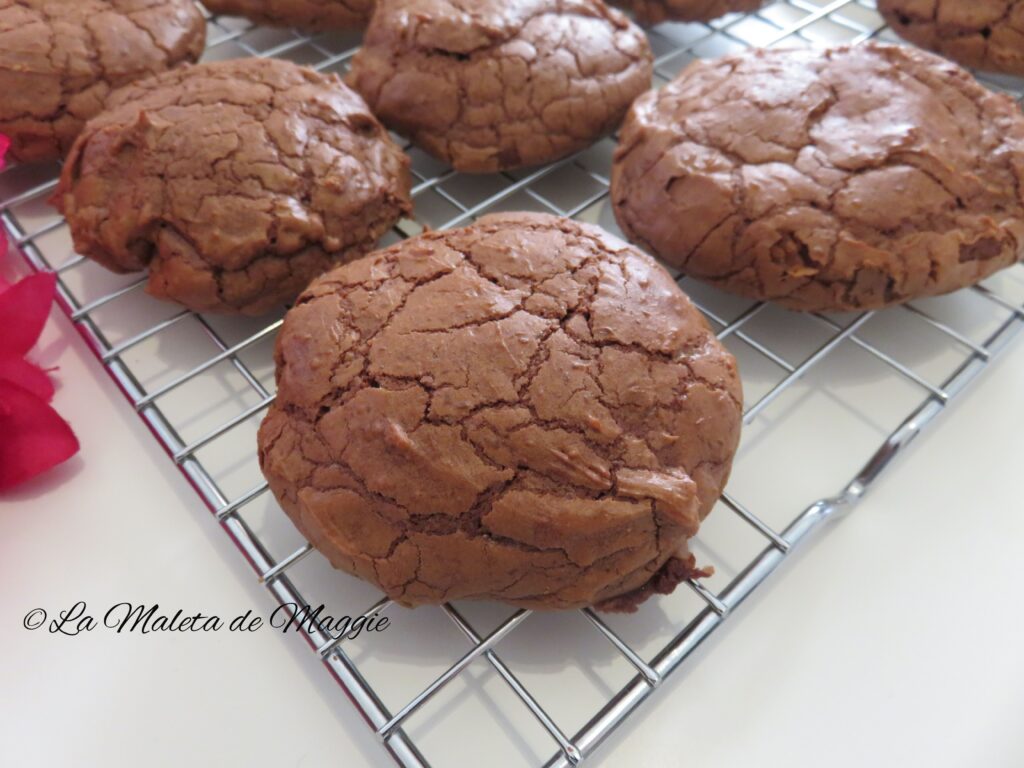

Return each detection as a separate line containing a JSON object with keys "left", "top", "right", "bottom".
{"left": 0, "top": 134, "right": 80, "bottom": 490}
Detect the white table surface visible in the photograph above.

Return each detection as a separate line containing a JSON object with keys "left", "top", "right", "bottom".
{"left": 2, "top": 301, "right": 1023, "bottom": 768}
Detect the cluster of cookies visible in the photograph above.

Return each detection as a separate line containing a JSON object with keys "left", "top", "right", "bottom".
{"left": 4, "top": 0, "right": 1023, "bottom": 611}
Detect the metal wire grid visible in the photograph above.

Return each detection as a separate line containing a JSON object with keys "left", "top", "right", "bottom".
{"left": 3, "top": 1, "right": 1024, "bottom": 766}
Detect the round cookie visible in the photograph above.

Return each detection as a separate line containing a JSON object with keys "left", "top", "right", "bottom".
{"left": 0, "top": 0, "right": 206, "bottom": 164}
{"left": 611, "top": 43, "right": 1024, "bottom": 312}
{"left": 257, "top": 212, "right": 743, "bottom": 611}
{"left": 202, "top": 0, "right": 374, "bottom": 30}
{"left": 621, "top": 0, "right": 765, "bottom": 25}
{"left": 346, "top": 0, "right": 653, "bottom": 173}
{"left": 53, "top": 58, "right": 412, "bottom": 315}
{"left": 879, "top": 0, "right": 1024, "bottom": 76}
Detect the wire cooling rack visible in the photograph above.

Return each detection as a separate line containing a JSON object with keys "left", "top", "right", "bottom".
{"left": 4, "top": 1, "right": 1024, "bottom": 766}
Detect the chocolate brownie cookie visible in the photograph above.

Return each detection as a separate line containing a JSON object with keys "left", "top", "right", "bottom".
{"left": 0, "top": 0, "right": 205, "bottom": 163}
{"left": 53, "top": 59, "right": 412, "bottom": 315}
{"left": 611, "top": 43, "right": 1024, "bottom": 312}
{"left": 257, "top": 212, "right": 742, "bottom": 611}
{"left": 880, "top": 0, "right": 1024, "bottom": 76}
{"left": 346, "top": 0, "right": 653, "bottom": 173}
{"left": 202, "top": 0, "right": 373, "bottom": 30}
{"left": 620, "top": 0, "right": 765, "bottom": 25}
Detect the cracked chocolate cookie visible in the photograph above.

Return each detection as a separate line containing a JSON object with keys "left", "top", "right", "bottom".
{"left": 618, "top": 0, "right": 765, "bottom": 25}
{"left": 880, "top": 0, "right": 1024, "bottom": 76}
{"left": 345, "top": 0, "right": 653, "bottom": 173}
{"left": 611, "top": 43, "right": 1024, "bottom": 312}
{"left": 0, "top": 0, "right": 205, "bottom": 164}
{"left": 202, "top": 0, "right": 374, "bottom": 30}
{"left": 53, "top": 58, "right": 412, "bottom": 315}
{"left": 257, "top": 212, "right": 742, "bottom": 611}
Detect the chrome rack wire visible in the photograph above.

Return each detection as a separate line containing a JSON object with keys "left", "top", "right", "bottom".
{"left": 3, "top": 2, "right": 1024, "bottom": 766}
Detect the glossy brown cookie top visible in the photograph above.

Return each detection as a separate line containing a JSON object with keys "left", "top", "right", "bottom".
{"left": 54, "top": 58, "right": 412, "bottom": 315}
{"left": 203, "top": 0, "right": 375, "bottom": 30}
{"left": 0, "top": 0, "right": 206, "bottom": 163}
{"left": 619, "top": 0, "right": 765, "bottom": 24}
{"left": 879, "top": 0, "right": 1024, "bottom": 76}
{"left": 346, "top": 0, "right": 652, "bottom": 172}
{"left": 258, "top": 212, "right": 743, "bottom": 611}
{"left": 611, "top": 43, "right": 1024, "bottom": 312}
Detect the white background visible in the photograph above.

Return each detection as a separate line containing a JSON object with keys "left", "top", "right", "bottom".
{"left": 2, "top": 303, "right": 1023, "bottom": 768}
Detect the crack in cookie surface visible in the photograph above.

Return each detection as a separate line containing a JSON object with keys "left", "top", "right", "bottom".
{"left": 346, "top": 0, "right": 653, "bottom": 173}
{"left": 257, "top": 212, "right": 743, "bottom": 611}
{"left": 610, "top": 43, "right": 1024, "bottom": 312}
{"left": 53, "top": 58, "right": 413, "bottom": 315}
{"left": 0, "top": 0, "right": 206, "bottom": 162}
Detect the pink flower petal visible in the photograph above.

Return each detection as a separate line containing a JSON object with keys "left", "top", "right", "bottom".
{"left": 0, "top": 380, "right": 79, "bottom": 490}
{"left": 0, "top": 272, "right": 57, "bottom": 358}
{"left": 0, "top": 218, "right": 8, "bottom": 282}
{"left": 0, "top": 132, "right": 9, "bottom": 170}
{"left": 0, "top": 355, "right": 54, "bottom": 402}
